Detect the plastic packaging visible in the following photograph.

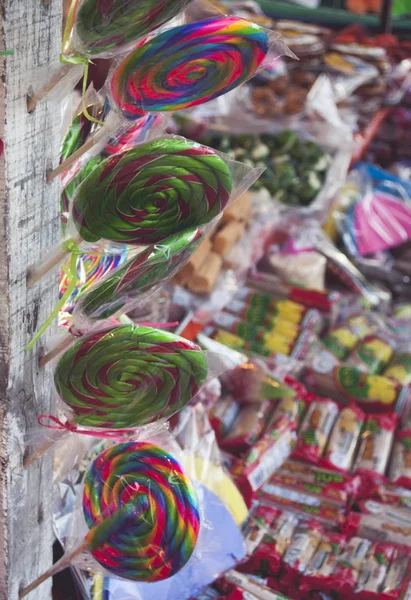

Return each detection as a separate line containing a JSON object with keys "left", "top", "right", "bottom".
{"left": 345, "top": 505, "right": 411, "bottom": 548}
{"left": 322, "top": 404, "right": 365, "bottom": 473}
{"left": 20, "top": 432, "right": 206, "bottom": 597}
{"left": 389, "top": 430, "right": 411, "bottom": 489}
{"left": 108, "top": 16, "right": 295, "bottom": 119}
{"left": 292, "top": 398, "right": 339, "bottom": 465}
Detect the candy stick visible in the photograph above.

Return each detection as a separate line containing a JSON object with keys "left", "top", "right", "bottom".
{"left": 39, "top": 334, "right": 73, "bottom": 369}
{"left": 26, "top": 235, "right": 82, "bottom": 288}
{"left": 54, "top": 324, "right": 208, "bottom": 428}
{"left": 19, "top": 542, "right": 88, "bottom": 597}
{"left": 110, "top": 16, "right": 269, "bottom": 119}
{"left": 21, "top": 441, "right": 201, "bottom": 595}
{"left": 47, "top": 129, "right": 104, "bottom": 183}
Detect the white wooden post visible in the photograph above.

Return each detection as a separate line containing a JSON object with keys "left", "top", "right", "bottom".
{"left": 0, "top": 1, "right": 62, "bottom": 597}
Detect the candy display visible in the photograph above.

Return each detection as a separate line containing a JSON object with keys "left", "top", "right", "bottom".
{"left": 54, "top": 324, "right": 208, "bottom": 428}
{"left": 110, "top": 17, "right": 270, "bottom": 118}
{"left": 72, "top": 139, "right": 232, "bottom": 245}
{"left": 83, "top": 441, "right": 200, "bottom": 581}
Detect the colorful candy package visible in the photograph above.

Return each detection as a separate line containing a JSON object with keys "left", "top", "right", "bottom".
{"left": 331, "top": 537, "right": 373, "bottom": 597}
{"left": 299, "top": 532, "right": 346, "bottom": 597}
{"left": 292, "top": 398, "right": 339, "bottom": 464}
{"left": 345, "top": 502, "right": 411, "bottom": 547}
{"left": 389, "top": 430, "right": 411, "bottom": 489}
{"left": 220, "top": 401, "right": 273, "bottom": 454}
{"left": 355, "top": 542, "right": 397, "bottom": 600}
{"left": 321, "top": 404, "right": 365, "bottom": 472}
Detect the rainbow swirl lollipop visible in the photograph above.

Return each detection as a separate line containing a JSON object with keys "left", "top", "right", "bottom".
{"left": 75, "top": 0, "right": 191, "bottom": 58}
{"left": 72, "top": 138, "right": 232, "bottom": 245}
{"left": 83, "top": 442, "right": 200, "bottom": 581}
{"left": 110, "top": 16, "right": 269, "bottom": 119}
{"left": 54, "top": 324, "right": 208, "bottom": 428}
{"left": 76, "top": 228, "right": 203, "bottom": 322}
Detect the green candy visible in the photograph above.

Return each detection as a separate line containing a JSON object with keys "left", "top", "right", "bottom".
{"left": 72, "top": 139, "right": 232, "bottom": 245}
{"left": 54, "top": 324, "right": 208, "bottom": 428}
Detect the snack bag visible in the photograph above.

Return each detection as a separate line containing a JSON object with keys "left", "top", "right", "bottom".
{"left": 299, "top": 532, "right": 346, "bottom": 596}
{"left": 384, "top": 353, "right": 411, "bottom": 386}
{"left": 355, "top": 542, "right": 396, "bottom": 600}
{"left": 389, "top": 430, "right": 411, "bottom": 489}
{"left": 347, "top": 335, "right": 395, "bottom": 374}
{"left": 345, "top": 503, "right": 411, "bottom": 547}
{"left": 209, "top": 396, "right": 241, "bottom": 440}
{"left": 381, "top": 555, "right": 411, "bottom": 600}
{"left": 241, "top": 504, "right": 280, "bottom": 558}
{"left": 322, "top": 325, "right": 360, "bottom": 360}
{"left": 332, "top": 537, "right": 373, "bottom": 597}
{"left": 322, "top": 404, "right": 365, "bottom": 472}
{"left": 220, "top": 401, "right": 273, "bottom": 454}
{"left": 293, "top": 398, "right": 339, "bottom": 464}
{"left": 280, "top": 521, "right": 323, "bottom": 596}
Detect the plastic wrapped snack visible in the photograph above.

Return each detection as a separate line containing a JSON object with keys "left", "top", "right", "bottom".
{"left": 347, "top": 334, "right": 396, "bottom": 374}
{"left": 345, "top": 502, "right": 411, "bottom": 547}
{"left": 389, "top": 430, "right": 411, "bottom": 489}
{"left": 321, "top": 324, "right": 360, "bottom": 361}
{"left": 355, "top": 542, "right": 397, "bottom": 598}
{"left": 300, "top": 532, "right": 346, "bottom": 596}
{"left": 293, "top": 398, "right": 339, "bottom": 464}
{"left": 354, "top": 413, "right": 398, "bottom": 482}
{"left": 322, "top": 405, "right": 365, "bottom": 472}
{"left": 331, "top": 537, "right": 373, "bottom": 598}
{"left": 280, "top": 521, "right": 323, "bottom": 596}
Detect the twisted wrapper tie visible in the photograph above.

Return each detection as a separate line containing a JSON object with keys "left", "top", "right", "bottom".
{"left": 75, "top": 0, "right": 191, "bottom": 58}
{"left": 54, "top": 324, "right": 208, "bottom": 428}
{"left": 38, "top": 414, "right": 135, "bottom": 439}
{"left": 72, "top": 139, "right": 232, "bottom": 245}
{"left": 83, "top": 442, "right": 200, "bottom": 581}
{"left": 76, "top": 228, "right": 203, "bottom": 322}
{"left": 110, "top": 16, "right": 269, "bottom": 118}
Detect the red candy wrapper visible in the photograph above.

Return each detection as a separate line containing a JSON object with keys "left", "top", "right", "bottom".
{"left": 355, "top": 542, "right": 397, "bottom": 600}
{"left": 275, "top": 459, "right": 361, "bottom": 506}
{"left": 245, "top": 510, "right": 299, "bottom": 578}
{"left": 389, "top": 430, "right": 411, "bottom": 490}
{"left": 218, "top": 571, "right": 291, "bottom": 600}
{"left": 220, "top": 400, "right": 273, "bottom": 454}
{"left": 293, "top": 398, "right": 339, "bottom": 464}
{"left": 241, "top": 504, "right": 280, "bottom": 557}
{"left": 332, "top": 536, "right": 373, "bottom": 597}
{"left": 321, "top": 404, "right": 365, "bottom": 472}
{"left": 299, "top": 532, "right": 346, "bottom": 597}
{"left": 345, "top": 502, "right": 411, "bottom": 547}
{"left": 381, "top": 555, "right": 411, "bottom": 600}
{"left": 231, "top": 415, "right": 296, "bottom": 506}
{"left": 280, "top": 520, "right": 323, "bottom": 597}
{"left": 374, "top": 484, "right": 411, "bottom": 511}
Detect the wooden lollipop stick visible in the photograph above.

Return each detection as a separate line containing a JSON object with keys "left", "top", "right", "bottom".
{"left": 39, "top": 333, "right": 73, "bottom": 369}
{"left": 27, "top": 63, "right": 75, "bottom": 113}
{"left": 26, "top": 235, "right": 82, "bottom": 288}
{"left": 47, "top": 133, "right": 100, "bottom": 183}
{"left": 19, "top": 542, "right": 87, "bottom": 598}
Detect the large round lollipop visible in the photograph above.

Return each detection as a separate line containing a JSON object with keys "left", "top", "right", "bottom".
{"left": 110, "top": 16, "right": 270, "bottom": 119}
{"left": 72, "top": 138, "right": 232, "bottom": 245}
{"left": 75, "top": 0, "right": 191, "bottom": 58}
{"left": 76, "top": 227, "right": 203, "bottom": 323}
{"left": 54, "top": 324, "right": 208, "bottom": 428}
{"left": 83, "top": 442, "right": 200, "bottom": 581}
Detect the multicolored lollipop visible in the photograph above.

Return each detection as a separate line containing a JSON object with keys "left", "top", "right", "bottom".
{"left": 75, "top": 0, "right": 191, "bottom": 58}
{"left": 72, "top": 138, "right": 232, "bottom": 245}
{"left": 83, "top": 442, "right": 200, "bottom": 581}
{"left": 110, "top": 16, "right": 270, "bottom": 119}
{"left": 54, "top": 324, "right": 208, "bottom": 428}
{"left": 76, "top": 227, "right": 203, "bottom": 323}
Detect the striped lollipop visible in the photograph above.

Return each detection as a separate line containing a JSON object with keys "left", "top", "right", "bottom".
{"left": 83, "top": 442, "right": 200, "bottom": 581}
{"left": 75, "top": 0, "right": 191, "bottom": 58}
{"left": 72, "top": 138, "right": 232, "bottom": 245}
{"left": 110, "top": 16, "right": 270, "bottom": 119}
{"left": 76, "top": 227, "right": 203, "bottom": 323}
{"left": 54, "top": 325, "right": 208, "bottom": 428}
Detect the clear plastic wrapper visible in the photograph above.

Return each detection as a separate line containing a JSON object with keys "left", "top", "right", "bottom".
{"left": 345, "top": 503, "right": 411, "bottom": 547}
{"left": 280, "top": 520, "right": 323, "bottom": 596}
{"left": 389, "top": 430, "right": 411, "bottom": 489}
{"left": 355, "top": 542, "right": 396, "bottom": 598}
{"left": 20, "top": 429, "right": 227, "bottom": 597}
{"left": 354, "top": 413, "right": 397, "bottom": 483}
{"left": 292, "top": 398, "right": 339, "bottom": 465}
{"left": 321, "top": 404, "right": 365, "bottom": 473}
{"left": 24, "top": 323, "right": 240, "bottom": 466}
{"left": 108, "top": 16, "right": 295, "bottom": 119}
{"left": 300, "top": 532, "right": 346, "bottom": 596}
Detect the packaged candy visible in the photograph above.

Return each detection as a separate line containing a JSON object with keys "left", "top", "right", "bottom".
{"left": 220, "top": 360, "right": 296, "bottom": 405}
{"left": 322, "top": 404, "right": 365, "bottom": 472}
{"left": 269, "top": 396, "right": 306, "bottom": 432}
{"left": 226, "top": 297, "right": 323, "bottom": 334}
{"left": 280, "top": 521, "right": 323, "bottom": 596}
{"left": 321, "top": 325, "right": 360, "bottom": 360}
{"left": 231, "top": 416, "right": 295, "bottom": 506}
{"left": 384, "top": 353, "right": 411, "bottom": 386}
{"left": 332, "top": 537, "right": 373, "bottom": 597}
{"left": 355, "top": 542, "right": 396, "bottom": 599}
{"left": 389, "top": 431, "right": 411, "bottom": 489}
{"left": 258, "top": 483, "right": 346, "bottom": 527}
{"left": 274, "top": 459, "right": 360, "bottom": 506}
{"left": 219, "top": 571, "right": 291, "bottom": 600}
{"left": 293, "top": 398, "right": 339, "bottom": 464}
{"left": 209, "top": 396, "right": 242, "bottom": 440}
{"left": 346, "top": 503, "right": 411, "bottom": 547}
{"left": 235, "top": 288, "right": 309, "bottom": 323}
{"left": 241, "top": 504, "right": 280, "bottom": 557}
{"left": 347, "top": 335, "right": 395, "bottom": 374}
{"left": 220, "top": 401, "right": 273, "bottom": 454}
{"left": 381, "top": 555, "right": 411, "bottom": 600}
{"left": 354, "top": 413, "right": 397, "bottom": 483}
{"left": 305, "top": 366, "right": 411, "bottom": 413}
{"left": 375, "top": 484, "right": 411, "bottom": 511}
{"left": 246, "top": 510, "right": 299, "bottom": 578}
{"left": 299, "top": 532, "right": 346, "bottom": 596}
{"left": 401, "top": 399, "right": 411, "bottom": 431}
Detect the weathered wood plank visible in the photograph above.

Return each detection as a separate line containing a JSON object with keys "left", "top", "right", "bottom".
{"left": 0, "top": 1, "right": 63, "bottom": 598}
